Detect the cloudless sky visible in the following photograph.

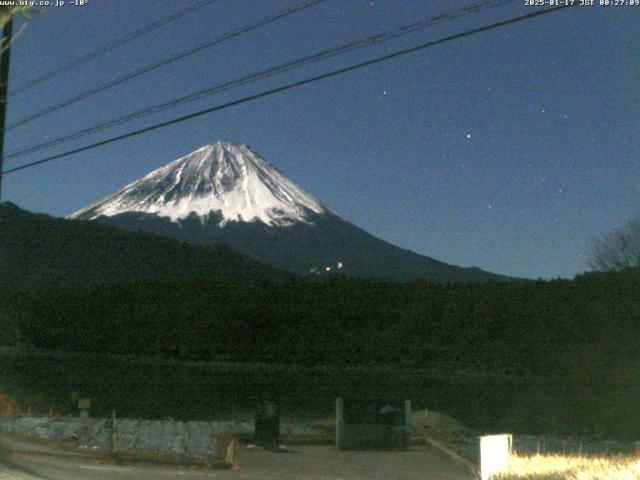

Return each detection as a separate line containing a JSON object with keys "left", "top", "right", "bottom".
{"left": 3, "top": 0, "right": 639, "bottom": 279}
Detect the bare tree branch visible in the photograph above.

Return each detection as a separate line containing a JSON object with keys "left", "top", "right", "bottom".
{"left": 589, "top": 217, "right": 640, "bottom": 271}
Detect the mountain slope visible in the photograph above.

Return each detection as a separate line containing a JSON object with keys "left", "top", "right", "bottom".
{"left": 70, "top": 141, "right": 514, "bottom": 283}
{"left": 94, "top": 209, "right": 509, "bottom": 282}
{"left": 0, "top": 202, "right": 288, "bottom": 288}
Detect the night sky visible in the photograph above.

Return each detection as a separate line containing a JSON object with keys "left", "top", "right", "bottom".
{"left": 3, "top": 0, "right": 639, "bottom": 279}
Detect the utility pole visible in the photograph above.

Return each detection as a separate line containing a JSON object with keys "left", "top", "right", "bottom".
{"left": 0, "top": 16, "right": 13, "bottom": 202}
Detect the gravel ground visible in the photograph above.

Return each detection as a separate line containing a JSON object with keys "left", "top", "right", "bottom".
{"left": 512, "top": 434, "right": 637, "bottom": 456}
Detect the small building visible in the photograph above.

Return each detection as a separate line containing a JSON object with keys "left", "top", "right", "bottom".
{"left": 336, "top": 397, "right": 412, "bottom": 450}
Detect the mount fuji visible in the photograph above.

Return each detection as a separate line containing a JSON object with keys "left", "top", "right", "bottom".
{"left": 70, "top": 141, "right": 510, "bottom": 282}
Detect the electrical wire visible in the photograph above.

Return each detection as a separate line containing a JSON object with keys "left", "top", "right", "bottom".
{"left": 10, "top": 0, "right": 219, "bottom": 97}
{"left": 5, "top": 0, "right": 325, "bottom": 130}
{"left": 5, "top": 0, "right": 515, "bottom": 161}
{"left": 2, "top": 5, "right": 575, "bottom": 177}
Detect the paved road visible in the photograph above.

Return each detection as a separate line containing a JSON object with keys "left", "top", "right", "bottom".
{"left": 233, "top": 445, "right": 472, "bottom": 480}
{"left": 0, "top": 435, "right": 471, "bottom": 479}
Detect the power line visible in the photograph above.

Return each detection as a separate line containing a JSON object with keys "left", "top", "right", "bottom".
{"left": 4, "top": 0, "right": 325, "bottom": 131}
{"left": 10, "top": 0, "right": 219, "bottom": 97}
{"left": 5, "top": 0, "right": 515, "bottom": 161}
{"left": 2, "top": 5, "right": 575, "bottom": 177}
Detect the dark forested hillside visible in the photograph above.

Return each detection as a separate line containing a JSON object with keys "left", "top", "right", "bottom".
{"left": 2, "top": 202, "right": 640, "bottom": 437}
{"left": 8, "top": 271, "right": 639, "bottom": 370}
{"left": 3, "top": 269, "right": 640, "bottom": 436}
{"left": 0, "top": 202, "right": 289, "bottom": 287}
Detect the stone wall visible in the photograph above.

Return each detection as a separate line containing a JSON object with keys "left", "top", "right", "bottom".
{"left": 0, "top": 415, "right": 317, "bottom": 458}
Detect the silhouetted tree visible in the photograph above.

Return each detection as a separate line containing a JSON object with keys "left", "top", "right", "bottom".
{"left": 589, "top": 216, "right": 640, "bottom": 271}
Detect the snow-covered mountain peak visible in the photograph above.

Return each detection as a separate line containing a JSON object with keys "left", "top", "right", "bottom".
{"left": 69, "top": 141, "right": 326, "bottom": 226}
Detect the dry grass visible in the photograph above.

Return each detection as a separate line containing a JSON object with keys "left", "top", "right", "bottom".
{"left": 0, "top": 391, "right": 21, "bottom": 415}
{"left": 495, "top": 453, "right": 640, "bottom": 480}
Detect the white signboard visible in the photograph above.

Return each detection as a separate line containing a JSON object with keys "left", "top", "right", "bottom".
{"left": 480, "top": 434, "right": 512, "bottom": 480}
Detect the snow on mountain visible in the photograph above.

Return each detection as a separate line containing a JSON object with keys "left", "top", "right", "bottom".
{"left": 68, "top": 140, "right": 514, "bottom": 282}
{"left": 69, "top": 141, "right": 326, "bottom": 227}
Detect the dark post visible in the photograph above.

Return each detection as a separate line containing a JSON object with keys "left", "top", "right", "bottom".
{"left": 254, "top": 391, "right": 280, "bottom": 450}
{"left": 109, "top": 409, "right": 117, "bottom": 454}
{"left": 0, "top": 16, "right": 13, "bottom": 201}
